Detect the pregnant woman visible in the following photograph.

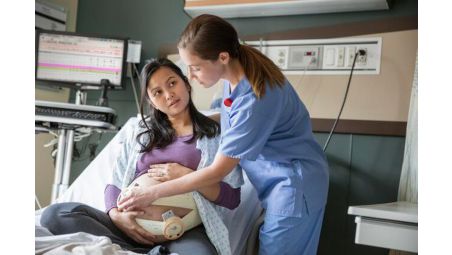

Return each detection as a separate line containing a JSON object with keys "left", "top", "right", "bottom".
{"left": 40, "top": 58, "right": 242, "bottom": 255}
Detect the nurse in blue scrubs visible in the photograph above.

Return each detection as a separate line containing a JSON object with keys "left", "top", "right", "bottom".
{"left": 119, "top": 14, "right": 329, "bottom": 255}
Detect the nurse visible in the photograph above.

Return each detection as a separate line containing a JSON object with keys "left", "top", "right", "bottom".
{"left": 119, "top": 14, "right": 329, "bottom": 255}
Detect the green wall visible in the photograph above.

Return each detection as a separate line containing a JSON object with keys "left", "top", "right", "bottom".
{"left": 70, "top": 1, "right": 416, "bottom": 254}
{"left": 315, "top": 133, "right": 405, "bottom": 255}
{"left": 75, "top": 0, "right": 417, "bottom": 62}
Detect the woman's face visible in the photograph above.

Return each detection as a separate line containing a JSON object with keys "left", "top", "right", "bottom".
{"left": 147, "top": 67, "right": 190, "bottom": 117}
{"left": 178, "top": 48, "right": 224, "bottom": 88}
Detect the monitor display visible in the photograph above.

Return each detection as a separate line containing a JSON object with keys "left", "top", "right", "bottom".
{"left": 36, "top": 30, "right": 128, "bottom": 89}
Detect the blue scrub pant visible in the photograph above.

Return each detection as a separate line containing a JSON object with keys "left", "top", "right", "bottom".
{"left": 259, "top": 207, "right": 325, "bottom": 255}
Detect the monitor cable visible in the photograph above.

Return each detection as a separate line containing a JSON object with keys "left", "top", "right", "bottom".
{"left": 322, "top": 49, "right": 366, "bottom": 152}
{"left": 35, "top": 194, "right": 42, "bottom": 210}
{"left": 128, "top": 63, "right": 141, "bottom": 114}
{"left": 133, "top": 63, "right": 144, "bottom": 114}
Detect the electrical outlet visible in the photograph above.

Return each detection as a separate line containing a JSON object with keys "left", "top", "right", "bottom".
{"left": 310, "top": 56, "right": 318, "bottom": 66}
{"left": 325, "top": 48, "right": 336, "bottom": 67}
{"left": 347, "top": 46, "right": 356, "bottom": 67}
{"left": 356, "top": 48, "right": 368, "bottom": 66}
{"left": 337, "top": 47, "right": 345, "bottom": 67}
{"left": 276, "top": 48, "right": 287, "bottom": 68}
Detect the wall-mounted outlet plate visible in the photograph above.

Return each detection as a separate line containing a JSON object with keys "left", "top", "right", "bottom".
{"left": 246, "top": 37, "right": 381, "bottom": 75}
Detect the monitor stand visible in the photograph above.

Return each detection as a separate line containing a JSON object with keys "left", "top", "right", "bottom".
{"left": 51, "top": 87, "right": 86, "bottom": 202}
{"left": 96, "top": 79, "right": 110, "bottom": 107}
{"left": 49, "top": 85, "right": 114, "bottom": 203}
{"left": 75, "top": 88, "right": 87, "bottom": 105}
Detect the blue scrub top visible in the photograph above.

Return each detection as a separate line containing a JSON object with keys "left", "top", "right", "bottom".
{"left": 219, "top": 77, "right": 329, "bottom": 217}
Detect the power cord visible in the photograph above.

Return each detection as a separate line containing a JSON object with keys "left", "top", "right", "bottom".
{"left": 88, "top": 133, "right": 102, "bottom": 161}
{"left": 35, "top": 194, "right": 42, "bottom": 209}
{"left": 73, "top": 129, "right": 103, "bottom": 161}
{"left": 129, "top": 63, "right": 141, "bottom": 114}
{"left": 44, "top": 127, "right": 95, "bottom": 160}
{"left": 293, "top": 57, "right": 317, "bottom": 90}
{"left": 323, "top": 49, "right": 366, "bottom": 152}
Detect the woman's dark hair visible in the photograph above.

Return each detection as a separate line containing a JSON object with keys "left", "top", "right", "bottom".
{"left": 178, "top": 14, "right": 285, "bottom": 99}
{"left": 136, "top": 58, "right": 220, "bottom": 153}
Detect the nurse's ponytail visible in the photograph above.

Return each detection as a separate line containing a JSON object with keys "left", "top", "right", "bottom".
{"left": 178, "top": 14, "right": 285, "bottom": 99}
{"left": 236, "top": 44, "right": 285, "bottom": 98}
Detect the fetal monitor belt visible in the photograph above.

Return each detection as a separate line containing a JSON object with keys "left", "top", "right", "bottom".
{"left": 137, "top": 193, "right": 202, "bottom": 240}
{"left": 119, "top": 188, "right": 202, "bottom": 240}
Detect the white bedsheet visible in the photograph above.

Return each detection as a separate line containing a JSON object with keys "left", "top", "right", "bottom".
{"left": 36, "top": 228, "right": 141, "bottom": 255}
{"left": 35, "top": 118, "right": 262, "bottom": 255}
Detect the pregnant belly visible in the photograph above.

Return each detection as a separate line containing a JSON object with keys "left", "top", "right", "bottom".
{"left": 123, "top": 173, "right": 201, "bottom": 242}
{"left": 127, "top": 174, "right": 193, "bottom": 220}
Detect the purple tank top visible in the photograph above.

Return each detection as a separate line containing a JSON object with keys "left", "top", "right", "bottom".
{"left": 135, "top": 135, "right": 201, "bottom": 177}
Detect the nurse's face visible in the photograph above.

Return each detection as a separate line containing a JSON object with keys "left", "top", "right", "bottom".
{"left": 178, "top": 48, "right": 225, "bottom": 88}
{"left": 147, "top": 67, "right": 191, "bottom": 118}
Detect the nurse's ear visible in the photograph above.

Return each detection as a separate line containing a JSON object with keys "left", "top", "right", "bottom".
{"left": 218, "top": 52, "right": 230, "bottom": 64}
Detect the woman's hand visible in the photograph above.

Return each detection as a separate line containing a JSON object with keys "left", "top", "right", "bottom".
{"left": 109, "top": 208, "right": 156, "bottom": 245}
{"left": 117, "top": 186, "right": 157, "bottom": 212}
{"left": 147, "top": 163, "right": 193, "bottom": 182}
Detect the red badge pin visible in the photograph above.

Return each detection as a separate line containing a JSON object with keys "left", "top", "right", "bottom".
{"left": 223, "top": 98, "right": 233, "bottom": 107}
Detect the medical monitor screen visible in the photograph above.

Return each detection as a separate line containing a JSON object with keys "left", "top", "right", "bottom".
{"left": 36, "top": 30, "right": 127, "bottom": 89}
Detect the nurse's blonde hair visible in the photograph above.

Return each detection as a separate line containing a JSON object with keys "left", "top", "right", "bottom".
{"left": 178, "top": 14, "right": 285, "bottom": 99}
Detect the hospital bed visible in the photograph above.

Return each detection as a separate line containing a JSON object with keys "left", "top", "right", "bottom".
{"left": 35, "top": 117, "right": 263, "bottom": 255}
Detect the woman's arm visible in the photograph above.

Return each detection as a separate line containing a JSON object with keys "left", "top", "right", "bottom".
{"left": 147, "top": 161, "right": 240, "bottom": 208}
{"left": 104, "top": 185, "right": 122, "bottom": 213}
{"left": 118, "top": 154, "right": 239, "bottom": 211}
{"left": 105, "top": 120, "right": 137, "bottom": 213}
{"left": 215, "top": 182, "right": 241, "bottom": 209}
{"left": 148, "top": 163, "right": 221, "bottom": 201}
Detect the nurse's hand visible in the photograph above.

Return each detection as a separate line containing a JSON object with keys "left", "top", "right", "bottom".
{"left": 109, "top": 208, "right": 156, "bottom": 245}
{"left": 117, "top": 186, "right": 157, "bottom": 212}
{"left": 147, "top": 163, "right": 193, "bottom": 182}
